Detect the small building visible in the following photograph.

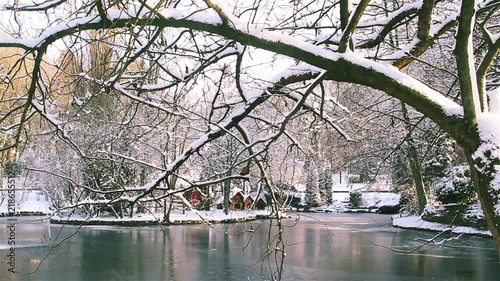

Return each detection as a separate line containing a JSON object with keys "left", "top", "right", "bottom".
{"left": 244, "top": 192, "right": 267, "bottom": 210}
{"left": 215, "top": 187, "right": 245, "bottom": 210}
{"left": 215, "top": 188, "right": 267, "bottom": 210}
{"left": 186, "top": 189, "right": 202, "bottom": 208}
{"left": 184, "top": 189, "right": 211, "bottom": 210}
{"left": 230, "top": 189, "right": 244, "bottom": 210}
{"left": 254, "top": 196, "right": 267, "bottom": 210}
{"left": 243, "top": 194, "right": 254, "bottom": 209}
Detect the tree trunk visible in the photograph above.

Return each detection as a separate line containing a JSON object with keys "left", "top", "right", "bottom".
{"left": 407, "top": 143, "right": 427, "bottom": 213}
{"left": 129, "top": 203, "right": 134, "bottom": 218}
{"left": 118, "top": 202, "right": 123, "bottom": 218}
{"left": 223, "top": 169, "right": 232, "bottom": 215}
{"left": 401, "top": 102, "right": 427, "bottom": 213}
{"left": 466, "top": 151, "right": 500, "bottom": 258}
{"left": 164, "top": 198, "right": 173, "bottom": 224}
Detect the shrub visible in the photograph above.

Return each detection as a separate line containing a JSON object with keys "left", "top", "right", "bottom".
{"left": 398, "top": 189, "right": 419, "bottom": 214}
{"left": 349, "top": 189, "right": 362, "bottom": 208}
{"left": 3, "top": 160, "right": 22, "bottom": 176}
{"left": 433, "top": 165, "right": 475, "bottom": 204}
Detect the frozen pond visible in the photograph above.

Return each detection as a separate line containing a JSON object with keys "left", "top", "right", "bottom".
{"left": 1, "top": 213, "right": 499, "bottom": 280}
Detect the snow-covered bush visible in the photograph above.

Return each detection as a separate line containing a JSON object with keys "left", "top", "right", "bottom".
{"left": 422, "top": 138, "right": 454, "bottom": 183}
{"left": 304, "top": 159, "right": 321, "bottom": 207}
{"left": 3, "top": 160, "right": 22, "bottom": 176}
{"left": 349, "top": 189, "right": 362, "bottom": 208}
{"left": 433, "top": 165, "right": 475, "bottom": 204}
{"left": 318, "top": 169, "right": 333, "bottom": 204}
{"left": 398, "top": 188, "right": 419, "bottom": 214}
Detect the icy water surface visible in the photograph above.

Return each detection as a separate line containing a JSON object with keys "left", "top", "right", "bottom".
{"left": 1, "top": 213, "right": 499, "bottom": 280}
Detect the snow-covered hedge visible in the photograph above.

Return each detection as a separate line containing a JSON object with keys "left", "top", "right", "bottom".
{"left": 422, "top": 204, "right": 487, "bottom": 229}
{"left": 433, "top": 165, "right": 475, "bottom": 204}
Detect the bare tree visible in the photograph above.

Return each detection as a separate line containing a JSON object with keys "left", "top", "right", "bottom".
{"left": 1, "top": 0, "right": 500, "bottom": 266}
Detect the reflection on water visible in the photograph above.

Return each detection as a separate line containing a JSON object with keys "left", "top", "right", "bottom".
{"left": 1, "top": 214, "right": 499, "bottom": 281}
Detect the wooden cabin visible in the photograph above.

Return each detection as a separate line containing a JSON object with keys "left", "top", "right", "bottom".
{"left": 215, "top": 188, "right": 266, "bottom": 211}
{"left": 243, "top": 195, "right": 254, "bottom": 209}
{"left": 254, "top": 196, "right": 267, "bottom": 210}
{"left": 230, "top": 190, "right": 244, "bottom": 210}
{"left": 186, "top": 189, "right": 203, "bottom": 209}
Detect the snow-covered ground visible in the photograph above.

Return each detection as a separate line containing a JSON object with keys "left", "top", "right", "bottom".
{"left": 311, "top": 192, "right": 400, "bottom": 213}
{"left": 424, "top": 203, "right": 485, "bottom": 220}
{"left": 362, "top": 192, "right": 400, "bottom": 207}
{"left": 392, "top": 215, "right": 492, "bottom": 237}
{"left": 0, "top": 190, "right": 51, "bottom": 214}
{"left": 52, "top": 209, "right": 277, "bottom": 225}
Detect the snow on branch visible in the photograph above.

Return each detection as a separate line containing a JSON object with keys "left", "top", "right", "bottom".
{"left": 358, "top": 1, "right": 423, "bottom": 28}
{"left": 0, "top": 2, "right": 466, "bottom": 121}
{"left": 113, "top": 67, "right": 320, "bottom": 203}
{"left": 2, "top": 0, "right": 66, "bottom": 11}
{"left": 286, "top": 88, "right": 352, "bottom": 141}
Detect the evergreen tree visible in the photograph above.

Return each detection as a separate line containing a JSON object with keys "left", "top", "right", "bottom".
{"left": 433, "top": 165, "right": 475, "bottom": 204}
{"left": 392, "top": 155, "right": 412, "bottom": 187}
{"left": 318, "top": 169, "right": 332, "bottom": 205}
{"left": 423, "top": 136, "right": 455, "bottom": 185}
{"left": 304, "top": 158, "right": 320, "bottom": 207}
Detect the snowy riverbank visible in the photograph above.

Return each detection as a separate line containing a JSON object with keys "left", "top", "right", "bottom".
{"left": 50, "top": 210, "right": 280, "bottom": 226}
{"left": 392, "top": 215, "right": 492, "bottom": 237}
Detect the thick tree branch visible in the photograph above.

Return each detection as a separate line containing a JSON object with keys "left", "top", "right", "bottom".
{"left": 417, "top": 0, "right": 435, "bottom": 40}
{"left": 338, "top": 0, "right": 370, "bottom": 53}
{"left": 477, "top": 12, "right": 500, "bottom": 110}
{"left": 456, "top": 0, "right": 481, "bottom": 119}
{"left": 0, "top": 8, "right": 466, "bottom": 149}
{"left": 357, "top": 9, "right": 418, "bottom": 49}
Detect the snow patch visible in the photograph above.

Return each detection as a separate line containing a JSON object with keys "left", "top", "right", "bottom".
{"left": 53, "top": 209, "right": 274, "bottom": 224}
{"left": 157, "top": 7, "right": 222, "bottom": 25}
{"left": 0, "top": 189, "right": 51, "bottom": 214}
{"left": 392, "top": 215, "right": 492, "bottom": 236}
{"left": 488, "top": 88, "right": 500, "bottom": 114}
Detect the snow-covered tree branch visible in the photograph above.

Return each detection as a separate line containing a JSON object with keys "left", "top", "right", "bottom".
{"left": 1, "top": 0, "right": 500, "bottom": 262}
